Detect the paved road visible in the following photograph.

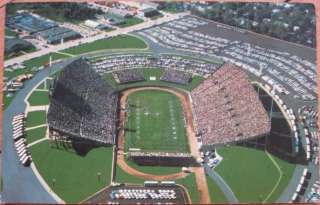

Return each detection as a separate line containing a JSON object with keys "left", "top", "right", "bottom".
{"left": 4, "top": 12, "right": 188, "bottom": 67}
{"left": 2, "top": 59, "right": 72, "bottom": 203}
{"left": 204, "top": 164, "right": 239, "bottom": 203}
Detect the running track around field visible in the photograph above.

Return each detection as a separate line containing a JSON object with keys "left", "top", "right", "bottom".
{"left": 117, "top": 87, "right": 211, "bottom": 204}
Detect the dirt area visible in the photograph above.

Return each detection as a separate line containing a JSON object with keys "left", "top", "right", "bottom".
{"left": 116, "top": 87, "right": 211, "bottom": 203}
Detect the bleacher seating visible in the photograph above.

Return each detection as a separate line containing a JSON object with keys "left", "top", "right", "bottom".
{"left": 47, "top": 58, "right": 118, "bottom": 144}
{"left": 191, "top": 63, "right": 271, "bottom": 146}
{"left": 114, "top": 70, "right": 145, "bottom": 84}
{"left": 160, "top": 69, "right": 192, "bottom": 85}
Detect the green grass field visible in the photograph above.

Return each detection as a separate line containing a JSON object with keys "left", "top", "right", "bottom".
{"left": 206, "top": 176, "right": 228, "bottom": 204}
{"left": 176, "top": 174, "right": 200, "bottom": 203}
{"left": 124, "top": 158, "right": 182, "bottom": 175}
{"left": 5, "top": 29, "right": 18, "bottom": 37}
{"left": 103, "top": 68, "right": 204, "bottom": 91}
{"left": 30, "top": 141, "right": 113, "bottom": 203}
{"left": 62, "top": 35, "right": 147, "bottom": 55}
{"left": 215, "top": 146, "right": 295, "bottom": 203}
{"left": 26, "top": 126, "right": 47, "bottom": 144}
{"left": 125, "top": 90, "right": 189, "bottom": 153}
{"left": 28, "top": 91, "right": 49, "bottom": 106}
{"left": 26, "top": 111, "right": 47, "bottom": 128}
{"left": 115, "top": 165, "right": 145, "bottom": 184}
{"left": 4, "top": 52, "right": 68, "bottom": 81}
{"left": 118, "top": 17, "right": 144, "bottom": 28}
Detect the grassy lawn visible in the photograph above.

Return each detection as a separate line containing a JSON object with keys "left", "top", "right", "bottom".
{"left": 3, "top": 92, "right": 17, "bottom": 110}
{"left": 36, "top": 78, "right": 52, "bottom": 90}
{"left": 62, "top": 35, "right": 147, "bottom": 55}
{"left": 125, "top": 90, "right": 189, "bottom": 153}
{"left": 5, "top": 29, "right": 18, "bottom": 37}
{"left": 26, "top": 126, "right": 47, "bottom": 144}
{"left": 30, "top": 141, "right": 113, "bottom": 203}
{"left": 176, "top": 174, "right": 200, "bottom": 203}
{"left": 5, "top": 52, "right": 69, "bottom": 81}
{"left": 215, "top": 146, "right": 295, "bottom": 203}
{"left": 26, "top": 111, "right": 47, "bottom": 128}
{"left": 162, "top": 7, "right": 184, "bottom": 14}
{"left": 115, "top": 165, "right": 145, "bottom": 184}
{"left": 118, "top": 17, "right": 144, "bottom": 28}
{"left": 28, "top": 91, "right": 49, "bottom": 106}
{"left": 206, "top": 176, "right": 228, "bottom": 204}
{"left": 5, "top": 46, "right": 37, "bottom": 60}
{"left": 264, "top": 154, "right": 296, "bottom": 202}
{"left": 36, "top": 82, "right": 46, "bottom": 90}
{"left": 104, "top": 68, "right": 204, "bottom": 91}
{"left": 125, "top": 158, "right": 182, "bottom": 175}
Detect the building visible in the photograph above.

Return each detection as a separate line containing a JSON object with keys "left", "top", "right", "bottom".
{"left": 6, "top": 12, "right": 57, "bottom": 35}
{"left": 138, "top": 8, "right": 161, "bottom": 18}
{"left": 108, "top": 8, "right": 133, "bottom": 18}
{"left": 35, "top": 26, "right": 81, "bottom": 45}
{"left": 84, "top": 20, "right": 109, "bottom": 30}
{"left": 141, "top": 2, "right": 161, "bottom": 10}
{"left": 5, "top": 38, "right": 35, "bottom": 56}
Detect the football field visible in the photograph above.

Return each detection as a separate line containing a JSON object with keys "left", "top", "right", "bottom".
{"left": 124, "top": 90, "right": 189, "bottom": 153}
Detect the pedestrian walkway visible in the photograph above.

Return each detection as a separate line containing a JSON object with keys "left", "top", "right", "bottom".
{"left": 204, "top": 164, "right": 239, "bottom": 203}
{"left": 25, "top": 124, "right": 47, "bottom": 131}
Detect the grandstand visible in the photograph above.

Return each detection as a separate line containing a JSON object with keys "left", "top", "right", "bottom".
{"left": 128, "top": 151, "right": 196, "bottom": 166}
{"left": 160, "top": 69, "right": 192, "bottom": 85}
{"left": 47, "top": 58, "right": 118, "bottom": 144}
{"left": 192, "top": 63, "right": 271, "bottom": 148}
{"left": 114, "top": 69, "right": 145, "bottom": 84}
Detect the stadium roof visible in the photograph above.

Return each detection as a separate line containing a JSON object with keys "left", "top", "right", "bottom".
{"left": 47, "top": 58, "right": 118, "bottom": 144}
{"left": 192, "top": 63, "right": 271, "bottom": 147}
{"left": 6, "top": 13, "right": 57, "bottom": 34}
{"left": 5, "top": 38, "right": 34, "bottom": 54}
{"left": 36, "top": 26, "right": 81, "bottom": 44}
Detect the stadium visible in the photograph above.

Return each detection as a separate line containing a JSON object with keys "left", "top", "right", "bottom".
{"left": 3, "top": 13, "right": 318, "bottom": 205}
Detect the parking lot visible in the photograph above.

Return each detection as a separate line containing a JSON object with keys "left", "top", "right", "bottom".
{"left": 138, "top": 15, "right": 317, "bottom": 102}
{"left": 83, "top": 184, "right": 189, "bottom": 204}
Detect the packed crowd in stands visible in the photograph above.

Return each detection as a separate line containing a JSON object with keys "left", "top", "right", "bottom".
{"left": 114, "top": 70, "right": 145, "bottom": 84}
{"left": 128, "top": 151, "right": 192, "bottom": 158}
{"left": 128, "top": 151, "right": 195, "bottom": 166}
{"left": 12, "top": 113, "right": 32, "bottom": 166}
{"left": 90, "top": 54, "right": 219, "bottom": 76}
{"left": 138, "top": 15, "right": 316, "bottom": 101}
{"left": 47, "top": 59, "right": 118, "bottom": 144}
{"left": 191, "top": 63, "right": 271, "bottom": 146}
{"left": 160, "top": 69, "right": 192, "bottom": 85}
